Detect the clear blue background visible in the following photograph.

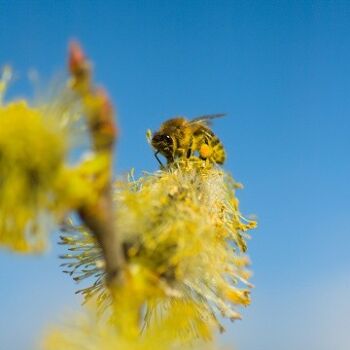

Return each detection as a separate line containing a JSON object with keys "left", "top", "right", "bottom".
{"left": 0, "top": 1, "right": 349, "bottom": 349}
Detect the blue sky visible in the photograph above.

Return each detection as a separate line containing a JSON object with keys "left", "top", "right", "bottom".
{"left": 0, "top": 1, "right": 349, "bottom": 349}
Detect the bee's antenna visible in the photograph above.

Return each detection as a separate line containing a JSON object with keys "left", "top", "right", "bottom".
{"left": 154, "top": 151, "right": 165, "bottom": 168}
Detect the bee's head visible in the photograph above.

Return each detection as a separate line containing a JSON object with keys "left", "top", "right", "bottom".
{"left": 151, "top": 132, "right": 174, "bottom": 159}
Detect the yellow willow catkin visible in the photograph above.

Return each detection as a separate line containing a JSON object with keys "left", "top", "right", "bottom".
{"left": 42, "top": 301, "right": 217, "bottom": 350}
{"left": 0, "top": 101, "right": 66, "bottom": 252}
{"left": 0, "top": 69, "right": 94, "bottom": 253}
{"left": 59, "top": 158, "right": 256, "bottom": 345}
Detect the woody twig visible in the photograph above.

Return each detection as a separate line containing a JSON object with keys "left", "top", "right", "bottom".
{"left": 68, "top": 41, "right": 125, "bottom": 287}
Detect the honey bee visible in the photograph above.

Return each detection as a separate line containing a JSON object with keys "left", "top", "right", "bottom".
{"left": 150, "top": 114, "right": 226, "bottom": 166}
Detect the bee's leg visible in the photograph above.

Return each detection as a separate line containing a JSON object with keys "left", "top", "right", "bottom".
{"left": 176, "top": 148, "right": 186, "bottom": 159}
{"left": 187, "top": 135, "right": 194, "bottom": 158}
{"left": 154, "top": 151, "right": 165, "bottom": 168}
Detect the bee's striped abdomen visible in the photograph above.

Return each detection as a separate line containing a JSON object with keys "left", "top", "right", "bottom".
{"left": 210, "top": 135, "right": 226, "bottom": 164}
{"left": 196, "top": 128, "right": 226, "bottom": 165}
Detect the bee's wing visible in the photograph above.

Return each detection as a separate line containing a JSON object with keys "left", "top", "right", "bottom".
{"left": 190, "top": 113, "right": 226, "bottom": 127}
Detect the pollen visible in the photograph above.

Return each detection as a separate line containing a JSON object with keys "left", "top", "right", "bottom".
{"left": 199, "top": 143, "right": 213, "bottom": 158}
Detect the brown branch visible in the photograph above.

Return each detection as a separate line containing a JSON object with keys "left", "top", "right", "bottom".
{"left": 68, "top": 41, "right": 125, "bottom": 287}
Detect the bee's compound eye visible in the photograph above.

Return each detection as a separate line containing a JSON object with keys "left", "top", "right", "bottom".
{"left": 152, "top": 133, "right": 173, "bottom": 146}
{"left": 164, "top": 135, "right": 173, "bottom": 145}
{"left": 152, "top": 133, "right": 163, "bottom": 144}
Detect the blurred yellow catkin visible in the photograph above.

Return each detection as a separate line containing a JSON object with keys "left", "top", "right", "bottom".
{"left": 0, "top": 65, "right": 106, "bottom": 253}
{"left": 0, "top": 99, "right": 69, "bottom": 252}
